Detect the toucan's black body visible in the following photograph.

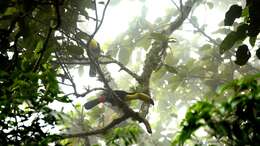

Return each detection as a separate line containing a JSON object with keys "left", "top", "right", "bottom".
{"left": 84, "top": 90, "right": 154, "bottom": 110}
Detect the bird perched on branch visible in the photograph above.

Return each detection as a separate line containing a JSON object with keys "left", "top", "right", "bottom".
{"left": 88, "top": 39, "right": 101, "bottom": 77}
{"left": 84, "top": 90, "right": 154, "bottom": 110}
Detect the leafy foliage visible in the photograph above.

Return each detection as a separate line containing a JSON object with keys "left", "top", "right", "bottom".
{"left": 219, "top": 24, "right": 247, "bottom": 54}
{"left": 173, "top": 74, "right": 260, "bottom": 146}
{"left": 105, "top": 123, "right": 142, "bottom": 146}
{"left": 1, "top": 0, "right": 259, "bottom": 145}
{"left": 0, "top": 0, "right": 93, "bottom": 145}
{"left": 220, "top": 0, "right": 260, "bottom": 65}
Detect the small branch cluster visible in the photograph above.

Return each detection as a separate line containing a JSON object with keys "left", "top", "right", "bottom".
{"left": 58, "top": 0, "right": 198, "bottom": 140}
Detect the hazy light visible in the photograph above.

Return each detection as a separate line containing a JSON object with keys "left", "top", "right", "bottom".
{"left": 97, "top": 0, "right": 143, "bottom": 43}
{"left": 54, "top": 0, "right": 228, "bottom": 142}
{"left": 177, "top": 106, "right": 187, "bottom": 120}
{"left": 195, "top": 127, "right": 208, "bottom": 137}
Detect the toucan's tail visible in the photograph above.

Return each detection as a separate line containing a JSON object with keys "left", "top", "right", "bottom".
{"left": 84, "top": 98, "right": 100, "bottom": 109}
{"left": 89, "top": 63, "right": 96, "bottom": 77}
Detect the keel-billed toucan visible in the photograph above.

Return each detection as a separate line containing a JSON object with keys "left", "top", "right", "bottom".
{"left": 84, "top": 90, "right": 154, "bottom": 110}
{"left": 88, "top": 39, "right": 101, "bottom": 77}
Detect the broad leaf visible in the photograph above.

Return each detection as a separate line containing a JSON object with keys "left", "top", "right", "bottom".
{"left": 235, "top": 44, "right": 251, "bottom": 66}
{"left": 67, "top": 45, "right": 84, "bottom": 56}
{"left": 219, "top": 24, "right": 248, "bottom": 54}
{"left": 164, "top": 64, "right": 178, "bottom": 74}
{"left": 249, "top": 36, "right": 256, "bottom": 47}
{"left": 118, "top": 47, "right": 131, "bottom": 65}
{"left": 224, "top": 5, "right": 242, "bottom": 26}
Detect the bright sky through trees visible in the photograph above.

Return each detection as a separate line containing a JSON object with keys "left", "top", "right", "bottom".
{"left": 2, "top": 0, "right": 260, "bottom": 145}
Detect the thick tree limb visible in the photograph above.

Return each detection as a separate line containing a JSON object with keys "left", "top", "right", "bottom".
{"left": 165, "top": 0, "right": 196, "bottom": 36}
{"left": 140, "top": 0, "right": 198, "bottom": 89}
{"left": 138, "top": 0, "right": 198, "bottom": 118}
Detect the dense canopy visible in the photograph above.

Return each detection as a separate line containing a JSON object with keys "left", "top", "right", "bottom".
{"left": 0, "top": 0, "right": 259, "bottom": 145}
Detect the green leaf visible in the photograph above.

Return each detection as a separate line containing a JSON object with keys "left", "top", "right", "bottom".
{"left": 241, "top": 6, "right": 249, "bottom": 17}
{"left": 0, "top": 70, "right": 8, "bottom": 77}
{"left": 216, "top": 80, "right": 236, "bottom": 94}
{"left": 164, "top": 64, "right": 178, "bottom": 74}
{"left": 213, "top": 28, "right": 231, "bottom": 34}
{"left": 152, "top": 67, "right": 167, "bottom": 81}
{"left": 67, "top": 45, "right": 84, "bottom": 56}
{"left": 219, "top": 24, "right": 248, "bottom": 54}
{"left": 224, "top": 5, "right": 242, "bottom": 26}
{"left": 190, "top": 16, "right": 199, "bottom": 27}
{"left": 56, "top": 96, "right": 72, "bottom": 103}
{"left": 135, "top": 33, "right": 151, "bottom": 49}
{"left": 35, "top": 40, "right": 44, "bottom": 53}
{"left": 75, "top": 31, "right": 90, "bottom": 41}
{"left": 219, "top": 31, "right": 236, "bottom": 53}
{"left": 206, "top": 2, "right": 214, "bottom": 9}
{"left": 118, "top": 47, "right": 131, "bottom": 65}
{"left": 249, "top": 36, "right": 256, "bottom": 47}
{"left": 169, "top": 76, "right": 183, "bottom": 91}
{"left": 4, "top": 7, "right": 17, "bottom": 15}
{"left": 235, "top": 44, "right": 251, "bottom": 66}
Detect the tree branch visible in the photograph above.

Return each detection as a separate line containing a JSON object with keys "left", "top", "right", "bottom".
{"left": 62, "top": 0, "right": 153, "bottom": 139}
{"left": 138, "top": 0, "right": 198, "bottom": 117}
{"left": 140, "top": 0, "right": 198, "bottom": 88}
{"left": 75, "top": 87, "right": 105, "bottom": 97}
{"left": 101, "top": 55, "right": 141, "bottom": 81}
{"left": 33, "top": 27, "right": 53, "bottom": 72}
{"left": 63, "top": 115, "right": 128, "bottom": 138}
{"left": 189, "top": 18, "right": 219, "bottom": 45}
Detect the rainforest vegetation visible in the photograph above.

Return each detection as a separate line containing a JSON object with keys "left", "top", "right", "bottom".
{"left": 0, "top": 0, "right": 259, "bottom": 145}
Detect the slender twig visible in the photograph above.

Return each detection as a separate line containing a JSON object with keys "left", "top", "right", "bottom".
{"left": 94, "top": 0, "right": 99, "bottom": 30}
{"left": 88, "top": 16, "right": 101, "bottom": 22}
{"left": 63, "top": 115, "right": 128, "bottom": 138}
{"left": 171, "top": 0, "right": 180, "bottom": 13}
{"left": 10, "top": 32, "right": 20, "bottom": 70}
{"left": 101, "top": 55, "right": 141, "bottom": 81}
{"left": 55, "top": 51, "right": 78, "bottom": 94}
{"left": 75, "top": 87, "right": 105, "bottom": 97}
{"left": 33, "top": 27, "right": 53, "bottom": 72}
{"left": 52, "top": 60, "right": 114, "bottom": 65}
{"left": 172, "top": 0, "right": 218, "bottom": 45}
{"left": 52, "top": 57, "right": 141, "bottom": 80}
{"left": 188, "top": 19, "right": 219, "bottom": 45}
{"left": 58, "top": 82, "right": 73, "bottom": 86}
{"left": 53, "top": 0, "right": 61, "bottom": 29}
